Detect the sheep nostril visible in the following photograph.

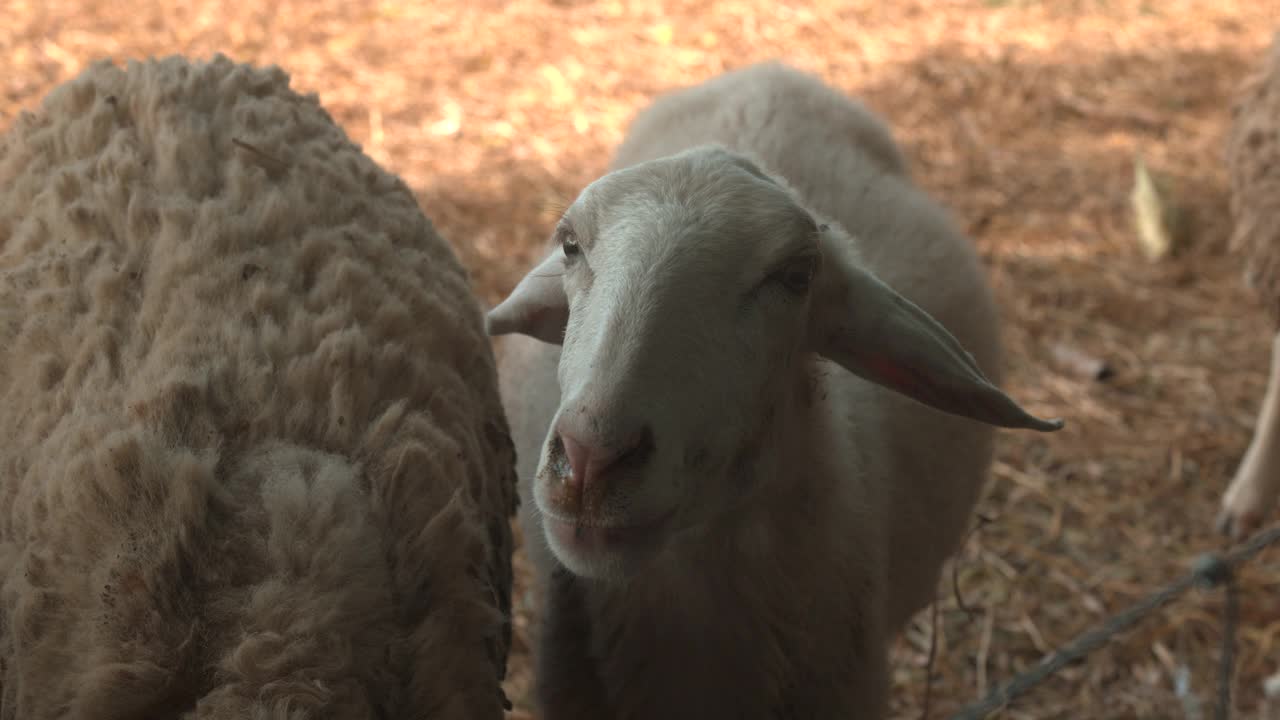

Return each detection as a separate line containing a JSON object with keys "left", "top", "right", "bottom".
{"left": 548, "top": 434, "right": 573, "bottom": 483}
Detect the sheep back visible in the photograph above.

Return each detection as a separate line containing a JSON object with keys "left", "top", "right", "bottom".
{"left": 0, "top": 54, "right": 517, "bottom": 719}
{"left": 1227, "top": 33, "right": 1280, "bottom": 324}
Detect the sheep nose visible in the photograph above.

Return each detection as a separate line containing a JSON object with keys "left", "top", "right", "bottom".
{"left": 555, "top": 423, "right": 655, "bottom": 501}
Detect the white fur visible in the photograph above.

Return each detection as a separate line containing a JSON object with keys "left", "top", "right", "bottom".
{"left": 491, "top": 61, "right": 1062, "bottom": 719}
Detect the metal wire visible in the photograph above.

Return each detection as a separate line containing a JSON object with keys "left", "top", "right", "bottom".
{"left": 946, "top": 524, "right": 1280, "bottom": 720}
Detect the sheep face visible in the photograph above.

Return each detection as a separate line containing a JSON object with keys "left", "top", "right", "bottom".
{"left": 540, "top": 147, "right": 820, "bottom": 580}
{"left": 488, "top": 145, "right": 1063, "bottom": 582}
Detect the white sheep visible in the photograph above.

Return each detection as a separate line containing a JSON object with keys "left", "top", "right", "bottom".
{"left": 488, "top": 60, "right": 1062, "bottom": 718}
{"left": 1217, "top": 33, "right": 1280, "bottom": 540}
{"left": 0, "top": 54, "right": 517, "bottom": 718}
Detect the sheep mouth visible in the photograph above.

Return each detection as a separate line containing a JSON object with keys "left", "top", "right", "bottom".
{"left": 543, "top": 507, "right": 675, "bottom": 554}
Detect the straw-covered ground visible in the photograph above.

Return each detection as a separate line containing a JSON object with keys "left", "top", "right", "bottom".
{"left": 4, "top": 1, "right": 1279, "bottom": 717}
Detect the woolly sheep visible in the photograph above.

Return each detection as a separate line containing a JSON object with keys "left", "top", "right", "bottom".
{"left": 0, "top": 54, "right": 517, "bottom": 718}
{"left": 1218, "top": 34, "right": 1280, "bottom": 539}
{"left": 487, "top": 60, "right": 1062, "bottom": 718}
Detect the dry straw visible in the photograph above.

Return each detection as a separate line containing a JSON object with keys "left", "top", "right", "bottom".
{"left": 4, "top": 1, "right": 1279, "bottom": 717}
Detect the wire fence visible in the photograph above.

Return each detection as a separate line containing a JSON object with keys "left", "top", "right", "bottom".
{"left": 942, "top": 523, "right": 1280, "bottom": 720}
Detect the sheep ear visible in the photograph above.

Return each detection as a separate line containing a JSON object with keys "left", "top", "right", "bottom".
{"left": 808, "top": 236, "right": 1064, "bottom": 432}
{"left": 486, "top": 248, "right": 570, "bottom": 345}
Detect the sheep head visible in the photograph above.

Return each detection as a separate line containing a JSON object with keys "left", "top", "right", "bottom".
{"left": 488, "top": 145, "right": 1062, "bottom": 581}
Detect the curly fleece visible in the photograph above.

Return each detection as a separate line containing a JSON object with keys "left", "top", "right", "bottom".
{"left": 0, "top": 54, "right": 517, "bottom": 719}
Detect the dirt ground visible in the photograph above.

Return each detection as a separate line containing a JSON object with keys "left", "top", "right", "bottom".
{"left": 4, "top": 1, "right": 1280, "bottom": 718}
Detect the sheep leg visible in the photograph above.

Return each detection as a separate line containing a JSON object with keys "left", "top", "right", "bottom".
{"left": 1219, "top": 330, "right": 1280, "bottom": 539}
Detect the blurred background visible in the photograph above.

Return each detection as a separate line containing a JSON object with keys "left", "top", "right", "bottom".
{"left": 4, "top": 1, "right": 1278, "bottom": 717}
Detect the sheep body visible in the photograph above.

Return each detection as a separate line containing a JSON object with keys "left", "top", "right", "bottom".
{"left": 609, "top": 61, "right": 1007, "bottom": 626}
{"left": 0, "top": 55, "right": 517, "bottom": 718}
{"left": 1218, "top": 34, "right": 1280, "bottom": 538}
{"left": 493, "top": 61, "right": 1056, "bottom": 718}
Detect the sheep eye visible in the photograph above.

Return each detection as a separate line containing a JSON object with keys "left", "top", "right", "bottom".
{"left": 561, "top": 232, "right": 581, "bottom": 257}
{"left": 772, "top": 260, "right": 815, "bottom": 295}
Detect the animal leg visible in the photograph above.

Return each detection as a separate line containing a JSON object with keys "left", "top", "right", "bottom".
{"left": 1219, "top": 330, "right": 1280, "bottom": 538}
